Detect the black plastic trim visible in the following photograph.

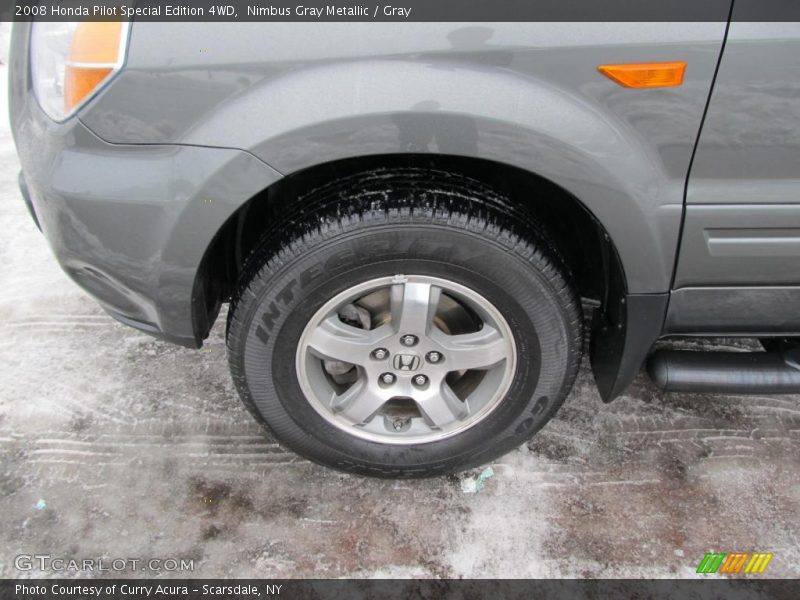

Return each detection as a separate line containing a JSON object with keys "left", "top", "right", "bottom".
{"left": 666, "top": 287, "right": 800, "bottom": 336}
{"left": 591, "top": 293, "right": 669, "bottom": 402}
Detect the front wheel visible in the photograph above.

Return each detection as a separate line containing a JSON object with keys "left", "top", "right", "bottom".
{"left": 226, "top": 171, "right": 583, "bottom": 477}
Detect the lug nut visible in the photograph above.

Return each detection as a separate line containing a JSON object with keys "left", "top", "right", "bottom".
{"left": 392, "top": 418, "right": 407, "bottom": 431}
{"left": 426, "top": 351, "right": 442, "bottom": 364}
{"left": 372, "top": 348, "right": 389, "bottom": 360}
{"left": 413, "top": 374, "right": 428, "bottom": 387}
{"left": 400, "top": 334, "right": 418, "bottom": 347}
{"left": 381, "top": 373, "right": 396, "bottom": 385}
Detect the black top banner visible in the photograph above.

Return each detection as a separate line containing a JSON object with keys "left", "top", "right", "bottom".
{"left": 2, "top": 0, "right": 783, "bottom": 22}
{"left": 4, "top": 0, "right": 800, "bottom": 22}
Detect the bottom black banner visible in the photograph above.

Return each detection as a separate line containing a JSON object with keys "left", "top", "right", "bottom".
{"left": 1, "top": 579, "right": 795, "bottom": 600}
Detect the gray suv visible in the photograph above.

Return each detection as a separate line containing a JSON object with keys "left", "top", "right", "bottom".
{"left": 9, "top": 17, "right": 800, "bottom": 477}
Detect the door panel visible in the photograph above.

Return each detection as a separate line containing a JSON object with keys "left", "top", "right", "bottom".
{"left": 675, "top": 204, "right": 800, "bottom": 287}
{"left": 687, "top": 22, "right": 800, "bottom": 204}
{"left": 678, "top": 16, "right": 800, "bottom": 289}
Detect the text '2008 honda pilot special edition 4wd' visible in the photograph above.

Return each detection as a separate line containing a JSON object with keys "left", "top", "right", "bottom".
{"left": 10, "top": 5, "right": 800, "bottom": 477}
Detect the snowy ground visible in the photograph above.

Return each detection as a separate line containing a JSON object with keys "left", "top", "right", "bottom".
{"left": 0, "top": 65, "right": 799, "bottom": 579}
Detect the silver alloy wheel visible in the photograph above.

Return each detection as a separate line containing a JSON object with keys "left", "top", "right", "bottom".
{"left": 295, "top": 275, "right": 518, "bottom": 444}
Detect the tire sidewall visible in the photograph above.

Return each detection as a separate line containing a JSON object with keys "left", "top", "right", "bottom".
{"left": 230, "top": 221, "right": 576, "bottom": 475}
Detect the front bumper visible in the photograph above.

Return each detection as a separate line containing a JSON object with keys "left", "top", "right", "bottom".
{"left": 14, "top": 112, "right": 280, "bottom": 346}
{"left": 18, "top": 171, "right": 40, "bottom": 231}
{"left": 10, "top": 25, "right": 282, "bottom": 346}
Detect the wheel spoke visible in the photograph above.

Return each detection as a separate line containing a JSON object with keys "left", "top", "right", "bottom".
{"left": 431, "top": 325, "right": 510, "bottom": 371}
{"left": 331, "top": 379, "right": 386, "bottom": 425}
{"left": 306, "top": 316, "right": 390, "bottom": 363}
{"left": 417, "top": 382, "right": 468, "bottom": 429}
{"left": 390, "top": 281, "right": 441, "bottom": 335}
{"left": 296, "top": 275, "right": 518, "bottom": 444}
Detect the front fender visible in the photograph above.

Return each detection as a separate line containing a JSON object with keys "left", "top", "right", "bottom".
{"left": 181, "top": 58, "right": 698, "bottom": 293}
{"left": 82, "top": 22, "right": 727, "bottom": 293}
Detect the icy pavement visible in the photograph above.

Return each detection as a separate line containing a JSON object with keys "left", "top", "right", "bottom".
{"left": 0, "top": 67, "right": 798, "bottom": 579}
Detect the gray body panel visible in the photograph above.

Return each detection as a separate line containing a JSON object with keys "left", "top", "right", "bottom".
{"left": 81, "top": 22, "right": 728, "bottom": 294}
{"left": 686, "top": 23, "right": 800, "bottom": 206}
{"left": 675, "top": 204, "right": 800, "bottom": 287}
{"left": 670, "top": 19, "right": 800, "bottom": 332}
{"left": 677, "top": 21, "right": 800, "bottom": 284}
{"left": 15, "top": 112, "right": 281, "bottom": 345}
{"left": 11, "top": 16, "right": 800, "bottom": 363}
{"left": 9, "top": 25, "right": 282, "bottom": 346}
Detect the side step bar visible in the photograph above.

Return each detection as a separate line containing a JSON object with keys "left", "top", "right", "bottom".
{"left": 647, "top": 349, "right": 800, "bottom": 394}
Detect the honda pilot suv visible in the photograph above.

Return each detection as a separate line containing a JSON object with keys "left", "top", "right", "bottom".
{"left": 10, "top": 13, "right": 800, "bottom": 477}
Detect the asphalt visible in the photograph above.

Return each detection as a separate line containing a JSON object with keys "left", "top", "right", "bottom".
{"left": 0, "top": 64, "right": 798, "bottom": 579}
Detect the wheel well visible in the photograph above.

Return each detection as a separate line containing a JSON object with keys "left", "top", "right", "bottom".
{"left": 193, "top": 154, "right": 626, "bottom": 341}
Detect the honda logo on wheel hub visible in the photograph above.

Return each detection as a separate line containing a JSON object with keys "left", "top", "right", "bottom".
{"left": 393, "top": 353, "right": 421, "bottom": 371}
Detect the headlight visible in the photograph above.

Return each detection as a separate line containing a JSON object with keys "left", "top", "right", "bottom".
{"left": 30, "top": 21, "right": 129, "bottom": 121}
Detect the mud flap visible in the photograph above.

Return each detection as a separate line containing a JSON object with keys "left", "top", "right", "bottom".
{"left": 591, "top": 292, "right": 669, "bottom": 401}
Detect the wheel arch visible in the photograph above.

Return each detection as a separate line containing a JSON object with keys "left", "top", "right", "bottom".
{"left": 195, "top": 154, "right": 665, "bottom": 400}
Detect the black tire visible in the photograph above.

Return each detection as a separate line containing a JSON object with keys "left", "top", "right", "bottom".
{"left": 227, "top": 169, "right": 583, "bottom": 478}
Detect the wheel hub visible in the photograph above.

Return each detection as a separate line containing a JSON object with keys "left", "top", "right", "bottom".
{"left": 392, "top": 352, "right": 421, "bottom": 372}
{"left": 295, "top": 275, "right": 517, "bottom": 445}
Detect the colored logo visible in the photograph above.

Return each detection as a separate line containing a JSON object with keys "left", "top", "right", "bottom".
{"left": 696, "top": 552, "right": 773, "bottom": 575}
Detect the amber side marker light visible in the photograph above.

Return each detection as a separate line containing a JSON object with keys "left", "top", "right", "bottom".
{"left": 64, "top": 21, "right": 127, "bottom": 113}
{"left": 597, "top": 62, "right": 687, "bottom": 88}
